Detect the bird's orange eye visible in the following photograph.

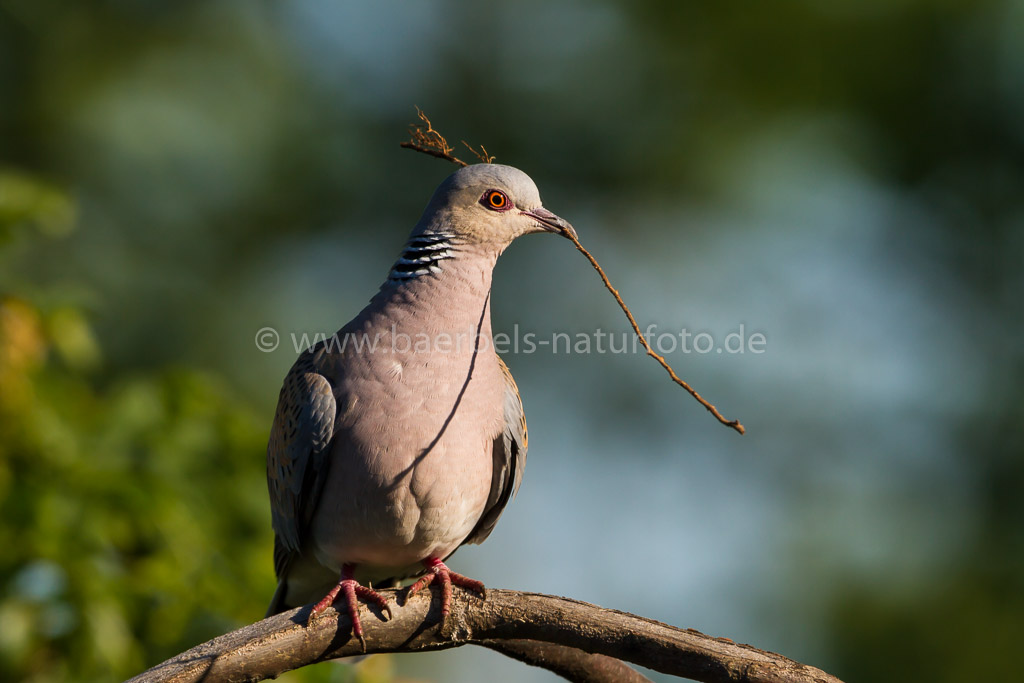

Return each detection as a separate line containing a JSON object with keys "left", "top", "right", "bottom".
{"left": 482, "top": 190, "right": 510, "bottom": 211}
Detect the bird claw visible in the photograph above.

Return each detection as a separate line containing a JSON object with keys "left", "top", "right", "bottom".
{"left": 309, "top": 575, "right": 391, "bottom": 652}
{"left": 407, "top": 558, "right": 486, "bottom": 622}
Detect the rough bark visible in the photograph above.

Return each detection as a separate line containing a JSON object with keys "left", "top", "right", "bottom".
{"left": 126, "top": 587, "right": 843, "bottom": 683}
{"left": 478, "top": 639, "right": 654, "bottom": 682}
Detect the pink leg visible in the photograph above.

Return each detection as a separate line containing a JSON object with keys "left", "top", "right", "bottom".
{"left": 310, "top": 563, "right": 392, "bottom": 651}
{"left": 406, "top": 557, "right": 486, "bottom": 622}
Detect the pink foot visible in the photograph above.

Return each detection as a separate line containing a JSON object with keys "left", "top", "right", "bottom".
{"left": 309, "top": 564, "right": 392, "bottom": 652}
{"left": 406, "top": 557, "right": 486, "bottom": 622}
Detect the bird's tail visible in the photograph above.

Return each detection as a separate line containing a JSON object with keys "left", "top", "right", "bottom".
{"left": 265, "top": 579, "right": 290, "bottom": 619}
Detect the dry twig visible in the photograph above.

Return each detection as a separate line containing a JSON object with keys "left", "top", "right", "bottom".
{"left": 400, "top": 109, "right": 745, "bottom": 435}
{"left": 462, "top": 139, "right": 495, "bottom": 164}
{"left": 560, "top": 230, "right": 745, "bottom": 434}
{"left": 399, "top": 107, "right": 470, "bottom": 167}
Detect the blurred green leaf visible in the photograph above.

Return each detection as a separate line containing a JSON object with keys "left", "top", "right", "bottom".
{"left": 0, "top": 170, "right": 76, "bottom": 244}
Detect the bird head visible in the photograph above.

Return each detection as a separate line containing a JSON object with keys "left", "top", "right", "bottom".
{"left": 416, "top": 164, "right": 576, "bottom": 248}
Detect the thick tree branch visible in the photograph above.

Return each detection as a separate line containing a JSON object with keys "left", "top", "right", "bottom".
{"left": 127, "top": 587, "right": 843, "bottom": 683}
{"left": 479, "top": 639, "right": 654, "bottom": 682}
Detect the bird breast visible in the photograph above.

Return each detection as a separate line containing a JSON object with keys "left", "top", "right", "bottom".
{"left": 309, "top": 315, "right": 505, "bottom": 573}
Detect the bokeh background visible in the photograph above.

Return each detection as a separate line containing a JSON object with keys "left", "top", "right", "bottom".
{"left": 2, "top": 1, "right": 1023, "bottom": 681}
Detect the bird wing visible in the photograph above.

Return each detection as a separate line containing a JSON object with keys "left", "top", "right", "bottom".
{"left": 464, "top": 354, "right": 528, "bottom": 546}
{"left": 267, "top": 344, "right": 337, "bottom": 580}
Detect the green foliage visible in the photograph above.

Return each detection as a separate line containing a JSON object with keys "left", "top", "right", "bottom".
{"left": 0, "top": 293, "right": 274, "bottom": 681}
{"left": 0, "top": 178, "right": 390, "bottom": 682}
{"left": 0, "top": 176, "right": 272, "bottom": 680}
{"left": 0, "top": 170, "right": 76, "bottom": 245}
{"left": 824, "top": 564, "right": 1024, "bottom": 682}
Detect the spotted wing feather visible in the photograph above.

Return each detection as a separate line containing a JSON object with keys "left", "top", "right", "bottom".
{"left": 464, "top": 354, "right": 528, "bottom": 546}
{"left": 267, "top": 345, "right": 336, "bottom": 579}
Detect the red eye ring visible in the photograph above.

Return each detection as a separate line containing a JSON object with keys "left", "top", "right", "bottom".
{"left": 481, "top": 189, "right": 511, "bottom": 211}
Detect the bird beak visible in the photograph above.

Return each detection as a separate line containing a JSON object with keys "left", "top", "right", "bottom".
{"left": 522, "top": 207, "right": 578, "bottom": 240}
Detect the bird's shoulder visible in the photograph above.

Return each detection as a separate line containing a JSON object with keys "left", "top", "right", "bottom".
{"left": 266, "top": 341, "right": 341, "bottom": 565}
